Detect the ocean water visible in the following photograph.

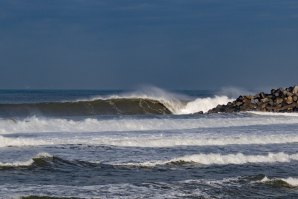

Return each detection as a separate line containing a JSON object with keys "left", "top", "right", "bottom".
{"left": 0, "top": 88, "right": 298, "bottom": 199}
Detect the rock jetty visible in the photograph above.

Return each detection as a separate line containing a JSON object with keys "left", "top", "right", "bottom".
{"left": 208, "top": 86, "right": 298, "bottom": 113}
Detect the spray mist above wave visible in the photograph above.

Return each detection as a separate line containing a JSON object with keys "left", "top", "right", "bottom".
{"left": 216, "top": 87, "right": 253, "bottom": 99}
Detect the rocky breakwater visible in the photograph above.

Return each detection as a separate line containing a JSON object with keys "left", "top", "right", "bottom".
{"left": 208, "top": 86, "right": 298, "bottom": 113}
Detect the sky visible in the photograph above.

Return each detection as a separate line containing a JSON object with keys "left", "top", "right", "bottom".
{"left": 0, "top": 0, "right": 297, "bottom": 90}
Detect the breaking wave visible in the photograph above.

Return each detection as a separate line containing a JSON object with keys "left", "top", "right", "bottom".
{"left": 3, "top": 152, "right": 298, "bottom": 170}
{"left": 0, "top": 153, "right": 100, "bottom": 170}
{"left": 1, "top": 134, "right": 298, "bottom": 148}
{"left": 121, "top": 152, "right": 298, "bottom": 167}
{"left": 0, "top": 153, "right": 51, "bottom": 168}
{"left": 1, "top": 115, "right": 298, "bottom": 134}
{"left": 0, "top": 88, "right": 233, "bottom": 116}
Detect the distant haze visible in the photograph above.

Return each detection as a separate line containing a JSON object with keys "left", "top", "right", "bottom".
{"left": 0, "top": 0, "right": 297, "bottom": 89}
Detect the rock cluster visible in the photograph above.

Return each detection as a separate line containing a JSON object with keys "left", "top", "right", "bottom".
{"left": 208, "top": 86, "right": 298, "bottom": 113}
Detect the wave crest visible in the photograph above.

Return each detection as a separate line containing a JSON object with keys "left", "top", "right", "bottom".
{"left": 121, "top": 152, "right": 298, "bottom": 167}
{"left": 260, "top": 176, "right": 298, "bottom": 187}
{"left": 2, "top": 134, "right": 298, "bottom": 148}
{"left": 0, "top": 153, "right": 51, "bottom": 168}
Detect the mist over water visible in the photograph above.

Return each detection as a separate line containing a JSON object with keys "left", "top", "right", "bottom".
{"left": 217, "top": 86, "right": 254, "bottom": 98}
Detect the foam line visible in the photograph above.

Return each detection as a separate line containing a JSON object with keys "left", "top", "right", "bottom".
{"left": 1, "top": 134, "right": 298, "bottom": 147}
{"left": 2, "top": 152, "right": 298, "bottom": 168}
{"left": 249, "top": 111, "right": 298, "bottom": 117}
{"left": 122, "top": 152, "right": 298, "bottom": 167}
{"left": 1, "top": 115, "right": 298, "bottom": 134}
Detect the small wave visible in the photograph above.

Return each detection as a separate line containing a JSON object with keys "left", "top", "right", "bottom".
{"left": 0, "top": 153, "right": 51, "bottom": 168}
{"left": 1, "top": 115, "right": 298, "bottom": 134}
{"left": 3, "top": 152, "right": 298, "bottom": 170}
{"left": 260, "top": 176, "right": 298, "bottom": 187}
{"left": 2, "top": 134, "right": 298, "bottom": 148}
{"left": 120, "top": 152, "right": 298, "bottom": 167}
{"left": 0, "top": 153, "right": 104, "bottom": 170}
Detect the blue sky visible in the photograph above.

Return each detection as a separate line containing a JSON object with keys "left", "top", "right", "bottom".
{"left": 0, "top": 0, "right": 297, "bottom": 89}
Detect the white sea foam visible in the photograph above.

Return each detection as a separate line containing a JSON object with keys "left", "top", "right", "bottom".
{"left": 176, "top": 96, "right": 231, "bottom": 114}
{"left": 249, "top": 111, "right": 298, "bottom": 117}
{"left": 0, "top": 135, "right": 49, "bottom": 147}
{"left": 122, "top": 152, "right": 298, "bottom": 167}
{"left": 1, "top": 134, "right": 298, "bottom": 148}
{"left": 82, "top": 134, "right": 298, "bottom": 147}
{"left": 1, "top": 115, "right": 298, "bottom": 134}
{"left": 0, "top": 153, "right": 51, "bottom": 167}
{"left": 260, "top": 176, "right": 298, "bottom": 187}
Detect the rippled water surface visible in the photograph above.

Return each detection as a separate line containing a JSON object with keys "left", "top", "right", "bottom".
{"left": 0, "top": 90, "right": 298, "bottom": 198}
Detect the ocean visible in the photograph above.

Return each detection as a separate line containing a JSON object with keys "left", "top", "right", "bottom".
{"left": 0, "top": 88, "right": 298, "bottom": 199}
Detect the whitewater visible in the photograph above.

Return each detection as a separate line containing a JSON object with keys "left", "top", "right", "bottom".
{"left": 0, "top": 89, "right": 298, "bottom": 198}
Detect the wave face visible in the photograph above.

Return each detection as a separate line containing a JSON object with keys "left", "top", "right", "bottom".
{"left": 0, "top": 98, "right": 172, "bottom": 116}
